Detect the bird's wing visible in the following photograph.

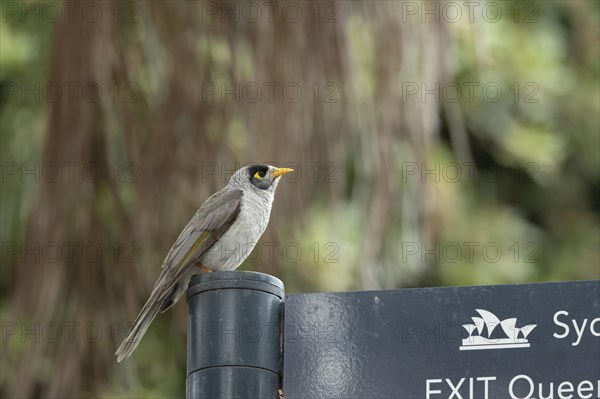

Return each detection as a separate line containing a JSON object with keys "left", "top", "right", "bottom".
{"left": 115, "top": 188, "right": 243, "bottom": 362}
{"left": 151, "top": 188, "right": 243, "bottom": 303}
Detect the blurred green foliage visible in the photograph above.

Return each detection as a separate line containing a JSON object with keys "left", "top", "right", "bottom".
{"left": 1, "top": 1, "right": 598, "bottom": 398}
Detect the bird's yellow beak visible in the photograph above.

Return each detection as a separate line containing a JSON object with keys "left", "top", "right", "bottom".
{"left": 272, "top": 167, "right": 294, "bottom": 178}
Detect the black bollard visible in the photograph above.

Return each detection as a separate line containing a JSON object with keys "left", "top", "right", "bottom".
{"left": 186, "top": 271, "right": 284, "bottom": 399}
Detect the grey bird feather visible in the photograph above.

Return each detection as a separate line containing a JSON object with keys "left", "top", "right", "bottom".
{"left": 115, "top": 164, "right": 292, "bottom": 362}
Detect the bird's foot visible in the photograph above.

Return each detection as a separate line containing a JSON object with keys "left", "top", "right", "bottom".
{"left": 196, "top": 263, "right": 213, "bottom": 273}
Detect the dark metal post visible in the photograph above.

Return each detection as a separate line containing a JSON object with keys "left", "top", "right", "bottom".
{"left": 186, "top": 271, "right": 284, "bottom": 399}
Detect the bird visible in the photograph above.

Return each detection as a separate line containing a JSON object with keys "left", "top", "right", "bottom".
{"left": 115, "top": 163, "right": 293, "bottom": 362}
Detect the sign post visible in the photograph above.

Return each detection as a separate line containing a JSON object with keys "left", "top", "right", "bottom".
{"left": 186, "top": 271, "right": 284, "bottom": 398}
{"left": 187, "top": 277, "right": 598, "bottom": 398}
{"left": 283, "top": 280, "right": 599, "bottom": 399}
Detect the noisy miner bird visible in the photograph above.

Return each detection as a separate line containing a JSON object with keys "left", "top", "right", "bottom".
{"left": 115, "top": 164, "right": 293, "bottom": 362}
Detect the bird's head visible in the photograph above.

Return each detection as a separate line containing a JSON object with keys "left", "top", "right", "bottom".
{"left": 230, "top": 163, "right": 294, "bottom": 194}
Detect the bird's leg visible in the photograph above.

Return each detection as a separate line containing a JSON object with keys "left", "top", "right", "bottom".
{"left": 195, "top": 263, "right": 213, "bottom": 273}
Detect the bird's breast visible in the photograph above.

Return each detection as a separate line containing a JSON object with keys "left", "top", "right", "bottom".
{"left": 199, "top": 194, "right": 272, "bottom": 271}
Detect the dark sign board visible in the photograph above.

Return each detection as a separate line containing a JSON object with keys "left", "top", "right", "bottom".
{"left": 283, "top": 280, "right": 600, "bottom": 399}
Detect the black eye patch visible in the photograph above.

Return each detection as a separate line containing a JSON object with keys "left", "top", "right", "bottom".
{"left": 248, "top": 164, "right": 269, "bottom": 180}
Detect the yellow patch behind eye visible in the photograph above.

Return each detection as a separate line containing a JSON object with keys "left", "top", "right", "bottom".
{"left": 254, "top": 171, "right": 264, "bottom": 180}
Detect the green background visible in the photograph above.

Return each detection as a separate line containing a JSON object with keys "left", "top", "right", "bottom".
{"left": 1, "top": 1, "right": 598, "bottom": 397}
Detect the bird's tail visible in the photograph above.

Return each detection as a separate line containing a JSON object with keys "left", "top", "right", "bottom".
{"left": 115, "top": 290, "right": 163, "bottom": 363}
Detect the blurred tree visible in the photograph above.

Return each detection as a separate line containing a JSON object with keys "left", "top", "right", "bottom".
{"left": 0, "top": 1, "right": 598, "bottom": 398}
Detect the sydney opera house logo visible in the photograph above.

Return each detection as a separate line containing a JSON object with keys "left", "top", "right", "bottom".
{"left": 460, "top": 309, "right": 537, "bottom": 351}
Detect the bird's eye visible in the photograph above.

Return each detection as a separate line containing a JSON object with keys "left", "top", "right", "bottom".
{"left": 254, "top": 170, "right": 266, "bottom": 180}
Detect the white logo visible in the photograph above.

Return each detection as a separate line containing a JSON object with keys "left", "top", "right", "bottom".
{"left": 460, "top": 309, "right": 537, "bottom": 351}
